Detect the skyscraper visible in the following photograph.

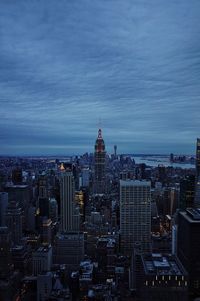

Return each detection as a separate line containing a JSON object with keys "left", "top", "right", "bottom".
{"left": 12, "top": 167, "right": 23, "bottom": 185}
{"left": 120, "top": 180, "right": 151, "bottom": 255}
{"left": 195, "top": 138, "right": 200, "bottom": 207}
{"left": 5, "top": 201, "right": 23, "bottom": 245}
{"left": 37, "top": 272, "right": 52, "bottom": 301}
{"left": 32, "top": 245, "right": 52, "bottom": 276}
{"left": 94, "top": 128, "right": 106, "bottom": 194}
{"left": 53, "top": 232, "right": 84, "bottom": 270}
{"left": 81, "top": 168, "right": 90, "bottom": 188}
{"left": 196, "top": 138, "right": 200, "bottom": 176}
{"left": 179, "top": 175, "right": 195, "bottom": 209}
{"left": 38, "top": 173, "right": 49, "bottom": 218}
{"left": 60, "top": 170, "right": 79, "bottom": 232}
{"left": 114, "top": 145, "right": 117, "bottom": 158}
{"left": 0, "top": 192, "right": 8, "bottom": 226}
{"left": 177, "top": 208, "right": 200, "bottom": 298}
{"left": 139, "top": 253, "right": 188, "bottom": 301}
{"left": 0, "top": 227, "right": 11, "bottom": 278}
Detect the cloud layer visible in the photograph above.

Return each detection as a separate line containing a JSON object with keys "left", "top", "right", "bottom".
{"left": 0, "top": 0, "right": 200, "bottom": 155}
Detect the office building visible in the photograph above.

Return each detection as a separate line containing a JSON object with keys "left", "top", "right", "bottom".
{"left": 4, "top": 184, "right": 30, "bottom": 210}
{"left": 195, "top": 138, "right": 200, "bottom": 207}
{"left": 169, "top": 187, "right": 179, "bottom": 215}
{"left": 37, "top": 272, "right": 52, "bottom": 301}
{"left": 114, "top": 145, "right": 117, "bottom": 158}
{"left": 32, "top": 245, "right": 52, "bottom": 276}
{"left": 180, "top": 175, "right": 195, "bottom": 209}
{"left": 41, "top": 217, "right": 52, "bottom": 245}
{"left": 75, "top": 190, "right": 85, "bottom": 222}
{"left": 94, "top": 128, "right": 106, "bottom": 194}
{"left": 172, "top": 224, "right": 178, "bottom": 255}
{"left": 53, "top": 232, "right": 84, "bottom": 271}
{"left": 11, "top": 244, "right": 31, "bottom": 274}
{"left": 0, "top": 227, "right": 11, "bottom": 278}
{"left": 79, "top": 260, "right": 94, "bottom": 294}
{"left": 177, "top": 208, "right": 200, "bottom": 298}
{"left": 60, "top": 171, "right": 80, "bottom": 232}
{"left": 140, "top": 253, "right": 188, "bottom": 301}
{"left": 81, "top": 167, "right": 90, "bottom": 188}
{"left": 120, "top": 180, "right": 151, "bottom": 255}
{"left": 196, "top": 138, "right": 200, "bottom": 178}
{"left": 27, "top": 206, "right": 36, "bottom": 231}
{"left": 5, "top": 201, "right": 23, "bottom": 245}
{"left": 12, "top": 167, "right": 23, "bottom": 184}
{"left": 38, "top": 173, "right": 49, "bottom": 218}
{"left": 158, "top": 165, "right": 166, "bottom": 183}
{"left": 49, "top": 198, "right": 58, "bottom": 223}
{"left": 0, "top": 192, "right": 8, "bottom": 226}
{"left": 120, "top": 170, "right": 135, "bottom": 181}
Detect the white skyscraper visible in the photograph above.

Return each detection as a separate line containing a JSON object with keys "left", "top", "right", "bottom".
{"left": 120, "top": 180, "right": 151, "bottom": 255}
{"left": 60, "top": 171, "right": 79, "bottom": 232}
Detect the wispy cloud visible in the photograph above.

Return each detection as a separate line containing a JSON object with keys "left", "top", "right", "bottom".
{"left": 0, "top": 0, "right": 200, "bottom": 155}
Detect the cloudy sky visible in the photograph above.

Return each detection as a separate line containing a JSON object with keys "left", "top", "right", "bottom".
{"left": 0, "top": 0, "right": 200, "bottom": 155}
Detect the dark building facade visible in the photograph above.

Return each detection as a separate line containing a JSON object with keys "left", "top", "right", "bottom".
{"left": 140, "top": 253, "right": 188, "bottom": 301}
{"left": 179, "top": 175, "right": 195, "bottom": 209}
{"left": 5, "top": 184, "right": 30, "bottom": 210}
{"left": 177, "top": 208, "right": 200, "bottom": 298}
{"left": 5, "top": 201, "right": 23, "bottom": 245}
{"left": 12, "top": 167, "right": 23, "bottom": 185}
{"left": 196, "top": 138, "right": 200, "bottom": 177}
{"left": 94, "top": 128, "right": 106, "bottom": 194}
{"left": 195, "top": 138, "right": 200, "bottom": 207}
{"left": 0, "top": 227, "right": 11, "bottom": 278}
{"left": 38, "top": 173, "right": 49, "bottom": 218}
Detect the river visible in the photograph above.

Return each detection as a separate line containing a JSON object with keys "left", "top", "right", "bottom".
{"left": 132, "top": 156, "right": 195, "bottom": 169}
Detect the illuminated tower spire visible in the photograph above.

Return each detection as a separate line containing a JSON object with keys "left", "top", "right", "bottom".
{"left": 94, "top": 128, "right": 106, "bottom": 194}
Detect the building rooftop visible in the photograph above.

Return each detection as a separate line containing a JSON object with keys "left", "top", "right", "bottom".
{"left": 5, "top": 184, "right": 28, "bottom": 188}
{"left": 120, "top": 180, "right": 151, "bottom": 187}
{"left": 57, "top": 232, "right": 84, "bottom": 240}
{"left": 107, "top": 238, "right": 115, "bottom": 247}
{"left": 79, "top": 260, "right": 94, "bottom": 280}
{"left": 35, "top": 245, "right": 52, "bottom": 253}
{"left": 0, "top": 226, "right": 8, "bottom": 233}
{"left": 142, "top": 253, "right": 187, "bottom": 276}
{"left": 12, "top": 245, "right": 24, "bottom": 251}
{"left": 180, "top": 208, "right": 200, "bottom": 223}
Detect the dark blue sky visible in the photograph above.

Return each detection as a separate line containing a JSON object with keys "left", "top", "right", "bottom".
{"left": 0, "top": 0, "right": 200, "bottom": 155}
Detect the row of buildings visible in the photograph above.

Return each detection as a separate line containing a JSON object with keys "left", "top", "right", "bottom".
{"left": 0, "top": 131, "right": 200, "bottom": 300}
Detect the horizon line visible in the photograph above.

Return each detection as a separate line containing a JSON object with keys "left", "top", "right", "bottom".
{"left": 0, "top": 153, "right": 196, "bottom": 158}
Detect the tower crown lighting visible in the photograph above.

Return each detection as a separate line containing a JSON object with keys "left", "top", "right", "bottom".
{"left": 94, "top": 128, "right": 106, "bottom": 194}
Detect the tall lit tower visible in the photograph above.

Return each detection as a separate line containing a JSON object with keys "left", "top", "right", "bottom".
{"left": 94, "top": 128, "right": 106, "bottom": 194}
{"left": 195, "top": 138, "right": 200, "bottom": 207}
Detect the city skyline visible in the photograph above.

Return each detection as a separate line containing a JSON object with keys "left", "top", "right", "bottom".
{"left": 1, "top": 0, "right": 200, "bottom": 155}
